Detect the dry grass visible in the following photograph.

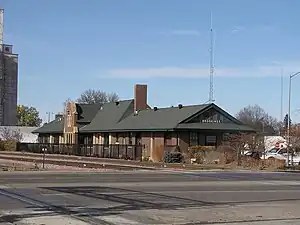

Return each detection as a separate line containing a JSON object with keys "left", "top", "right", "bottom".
{"left": 187, "top": 145, "right": 286, "bottom": 170}
{"left": 263, "top": 158, "right": 286, "bottom": 170}
{"left": 187, "top": 146, "right": 238, "bottom": 165}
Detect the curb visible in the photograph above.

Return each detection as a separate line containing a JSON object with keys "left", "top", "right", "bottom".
{"left": 277, "top": 170, "right": 300, "bottom": 173}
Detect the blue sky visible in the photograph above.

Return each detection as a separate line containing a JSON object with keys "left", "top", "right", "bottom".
{"left": 2, "top": 0, "right": 300, "bottom": 122}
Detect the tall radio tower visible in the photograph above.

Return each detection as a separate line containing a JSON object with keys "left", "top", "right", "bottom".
{"left": 0, "top": 9, "right": 3, "bottom": 44}
{"left": 208, "top": 12, "right": 215, "bottom": 103}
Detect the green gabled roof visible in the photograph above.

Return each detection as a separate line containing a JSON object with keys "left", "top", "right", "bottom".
{"left": 32, "top": 103, "right": 102, "bottom": 134}
{"left": 107, "top": 104, "right": 210, "bottom": 131}
{"left": 32, "top": 117, "right": 64, "bottom": 134}
{"left": 76, "top": 103, "right": 102, "bottom": 123}
{"left": 80, "top": 100, "right": 134, "bottom": 132}
{"left": 33, "top": 101, "right": 254, "bottom": 134}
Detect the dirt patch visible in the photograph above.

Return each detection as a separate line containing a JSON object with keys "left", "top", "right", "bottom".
{"left": 0, "top": 159, "right": 37, "bottom": 171}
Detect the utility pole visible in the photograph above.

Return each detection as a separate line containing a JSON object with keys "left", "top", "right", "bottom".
{"left": 46, "top": 112, "right": 54, "bottom": 122}
{"left": 280, "top": 68, "right": 283, "bottom": 122}
{"left": 287, "top": 72, "right": 300, "bottom": 168}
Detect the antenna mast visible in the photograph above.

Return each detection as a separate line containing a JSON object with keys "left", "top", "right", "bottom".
{"left": 0, "top": 9, "right": 3, "bottom": 44}
{"left": 0, "top": 9, "right": 4, "bottom": 125}
{"left": 208, "top": 12, "right": 215, "bottom": 103}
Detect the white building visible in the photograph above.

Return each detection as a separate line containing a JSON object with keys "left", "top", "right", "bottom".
{"left": 264, "top": 136, "right": 287, "bottom": 151}
{"left": 0, "top": 126, "right": 38, "bottom": 143}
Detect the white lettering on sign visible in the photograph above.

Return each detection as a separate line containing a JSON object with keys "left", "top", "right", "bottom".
{"left": 201, "top": 119, "right": 222, "bottom": 123}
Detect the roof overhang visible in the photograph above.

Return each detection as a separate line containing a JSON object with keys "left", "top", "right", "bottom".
{"left": 174, "top": 128, "right": 256, "bottom": 133}
{"left": 175, "top": 122, "right": 256, "bottom": 133}
{"left": 32, "top": 131, "right": 63, "bottom": 134}
{"left": 79, "top": 128, "right": 174, "bottom": 133}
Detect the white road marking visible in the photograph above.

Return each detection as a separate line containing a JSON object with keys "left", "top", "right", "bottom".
{"left": 256, "top": 181, "right": 300, "bottom": 185}
{"left": 1, "top": 209, "right": 146, "bottom": 225}
{"left": 0, "top": 210, "right": 76, "bottom": 225}
{"left": 40, "top": 193, "right": 71, "bottom": 196}
{"left": 20, "top": 215, "right": 91, "bottom": 225}
{"left": 96, "top": 215, "right": 146, "bottom": 225}
{"left": 148, "top": 189, "right": 300, "bottom": 193}
{"left": 0, "top": 209, "right": 53, "bottom": 216}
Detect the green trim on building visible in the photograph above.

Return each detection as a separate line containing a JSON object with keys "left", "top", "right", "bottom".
{"left": 175, "top": 123, "right": 255, "bottom": 132}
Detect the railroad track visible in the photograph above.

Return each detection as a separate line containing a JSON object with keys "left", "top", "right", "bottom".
{"left": 0, "top": 151, "right": 229, "bottom": 170}
{"left": 0, "top": 165, "right": 10, "bottom": 171}
{"left": 0, "top": 154, "right": 156, "bottom": 171}
{"left": 0, "top": 188, "right": 115, "bottom": 225}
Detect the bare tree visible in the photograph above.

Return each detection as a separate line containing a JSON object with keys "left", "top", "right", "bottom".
{"left": 236, "top": 105, "right": 280, "bottom": 135}
{"left": 222, "top": 132, "right": 261, "bottom": 166}
{"left": 0, "top": 127, "right": 23, "bottom": 142}
{"left": 63, "top": 98, "right": 72, "bottom": 109}
{"left": 289, "top": 124, "right": 300, "bottom": 152}
{"left": 76, "top": 89, "right": 119, "bottom": 104}
{"left": 226, "top": 133, "right": 249, "bottom": 153}
{"left": 107, "top": 92, "right": 120, "bottom": 102}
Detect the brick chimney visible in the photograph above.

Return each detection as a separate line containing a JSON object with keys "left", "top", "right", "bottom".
{"left": 134, "top": 84, "right": 148, "bottom": 112}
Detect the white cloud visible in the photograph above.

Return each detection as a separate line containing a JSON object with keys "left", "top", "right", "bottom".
{"left": 231, "top": 26, "right": 246, "bottom": 34}
{"left": 159, "top": 29, "right": 201, "bottom": 36}
{"left": 103, "top": 61, "right": 300, "bottom": 78}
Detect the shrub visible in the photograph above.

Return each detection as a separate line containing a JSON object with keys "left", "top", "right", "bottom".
{"left": 142, "top": 156, "right": 150, "bottom": 161}
{"left": 216, "top": 145, "right": 237, "bottom": 164}
{"left": 0, "top": 140, "right": 17, "bottom": 151}
{"left": 164, "top": 151, "right": 183, "bottom": 163}
{"left": 193, "top": 151, "right": 204, "bottom": 164}
{"left": 264, "top": 158, "right": 285, "bottom": 169}
{"left": 188, "top": 146, "right": 215, "bottom": 159}
{"left": 188, "top": 145, "right": 215, "bottom": 152}
{"left": 240, "top": 156, "right": 260, "bottom": 168}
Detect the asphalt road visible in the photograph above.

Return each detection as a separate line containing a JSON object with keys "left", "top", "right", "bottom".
{"left": 0, "top": 170, "right": 300, "bottom": 225}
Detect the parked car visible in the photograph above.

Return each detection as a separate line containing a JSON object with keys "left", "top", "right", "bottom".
{"left": 244, "top": 151, "right": 261, "bottom": 160}
{"left": 261, "top": 148, "right": 287, "bottom": 161}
